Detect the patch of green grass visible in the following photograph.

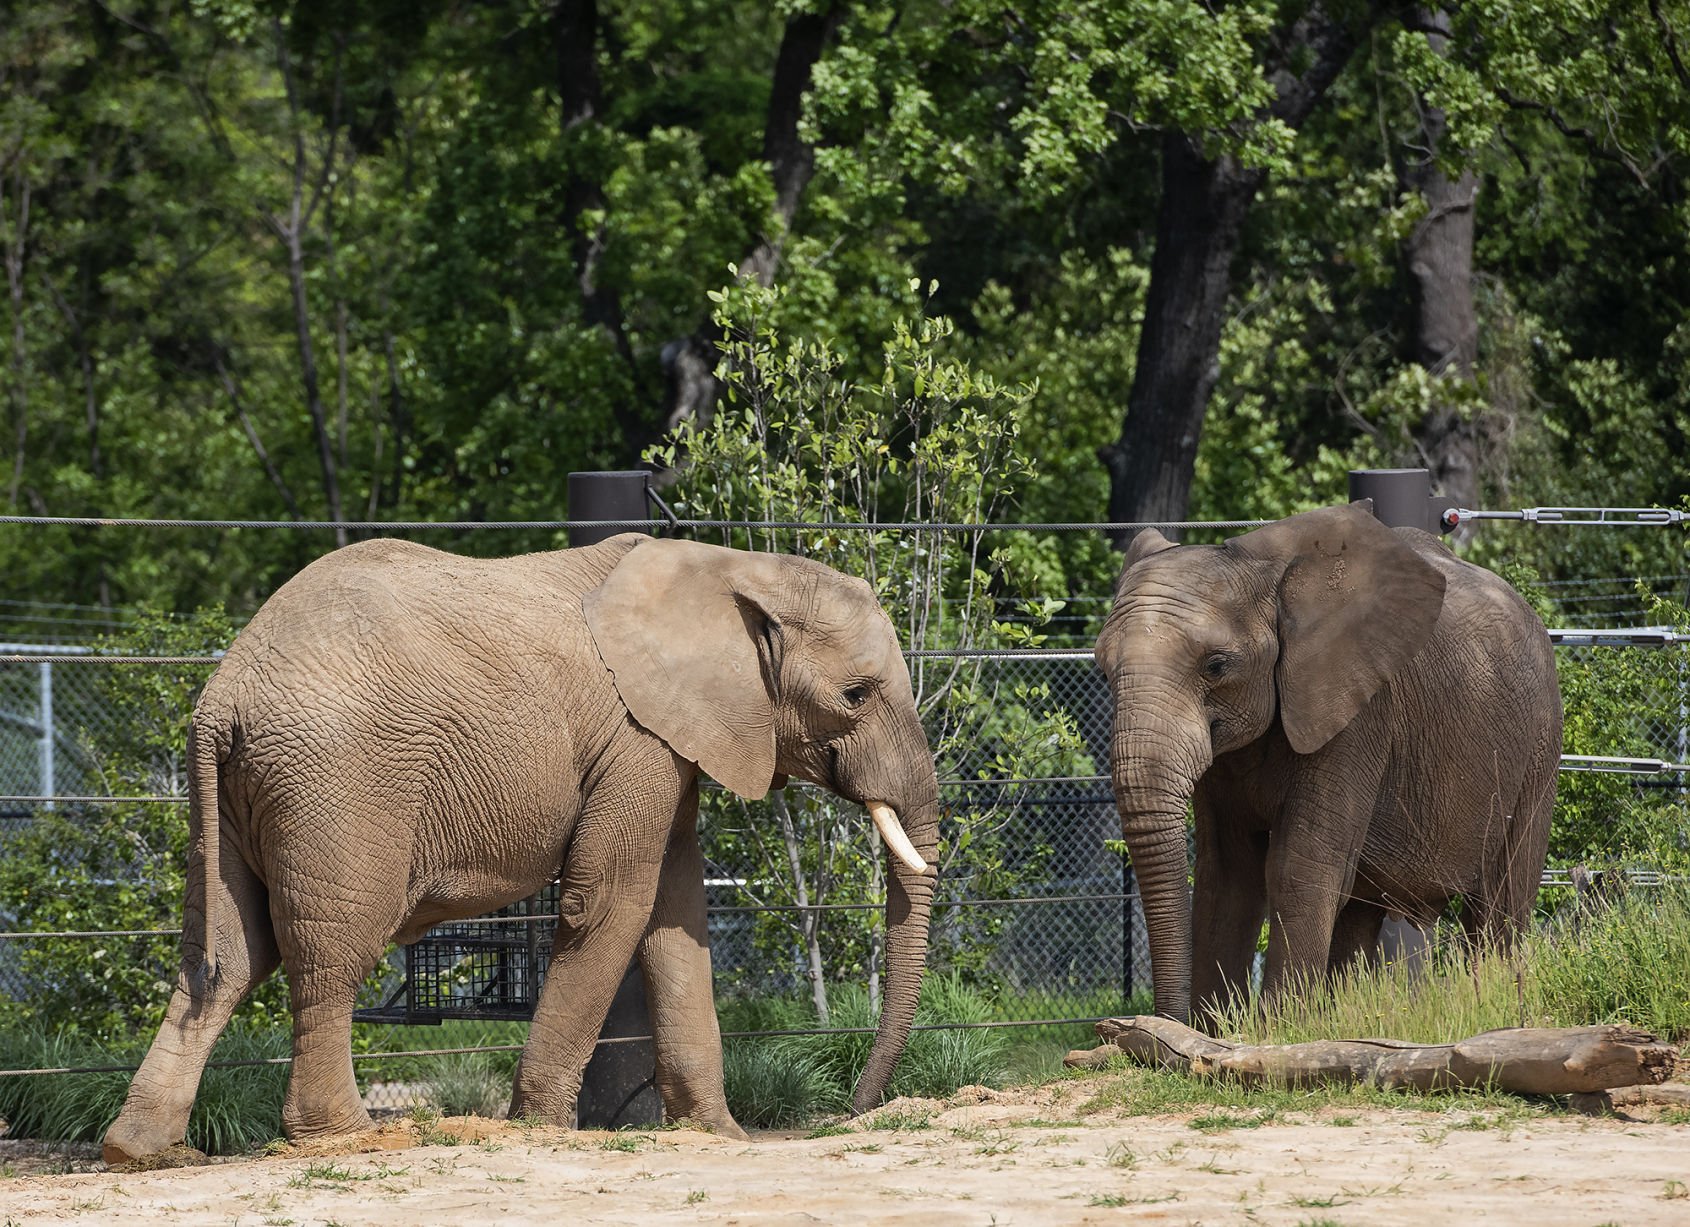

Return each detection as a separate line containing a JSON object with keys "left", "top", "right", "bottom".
{"left": 352, "top": 1020, "right": 527, "bottom": 1086}
{"left": 407, "top": 1106, "right": 456, "bottom": 1146}
{"left": 1088, "top": 1193, "right": 1128, "bottom": 1207}
{"left": 717, "top": 972, "right": 1024, "bottom": 1126}
{"left": 1190, "top": 1109, "right": 1275, "bottom": 1132}
{"left": 685, "top": 1189, "right": 708, "bottom": 1204}
{"left": 868, "top": 1109, "right": 933, "bottom": 1131}
{"left": 805, "top": 1123, "right": 852, "bottom": 1138}
{"left": 1209, "top": 885, "right": 1690, "bottom": 1047}
{"left": 420, "top": 1051, "right": 507, "bottom": 1118}
{"left": 599, "top": 1134, "right": 642, "bottom": 1152}
{"left": 288, "top": 1162, "right": 389, "bottom": 1187}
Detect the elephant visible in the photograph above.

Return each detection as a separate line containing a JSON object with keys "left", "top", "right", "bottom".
{"left": 1096, "top": 501, "right": 1561, "bottom": 1025}
{"left": 102, "top": 533, "right": 940, "bottom": 1164}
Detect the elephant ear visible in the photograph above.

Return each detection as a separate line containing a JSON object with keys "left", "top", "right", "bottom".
{"left": 1113, "top": 527, "right": 1179, "bottom": 594}
{"left": 1229, "top": 502, "right": 1448, "bottom": 755}
{"left": 584, "top": 539, "right": 782, "bottom": 801}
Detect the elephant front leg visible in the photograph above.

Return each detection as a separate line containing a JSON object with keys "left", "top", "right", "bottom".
{"left": 637, "top": 781, "right": 746, "bottom": 1139}
{"left": 1260, "top": 783, "right": 1375, "bottom": 1003}
{"left": 509, "top": 788, "right": 673, "bottom": 1126}
{"left": 1190, "top": 802, "right": 1267, "bottom": 1029}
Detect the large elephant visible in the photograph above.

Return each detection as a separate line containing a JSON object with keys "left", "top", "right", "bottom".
{"left": 1097, "top": 502, "right": 1560, "bottom": 1024}
{"left": 103, "top": 534, "right": 939, "bottom": 1164}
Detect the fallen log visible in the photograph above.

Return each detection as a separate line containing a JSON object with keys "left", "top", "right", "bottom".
{"left": 1064, "top": 1016, "right": 1677, "bottom": 1095}
{"left": 1569, "top": 1083, "right": 1690, "bottom": 1115}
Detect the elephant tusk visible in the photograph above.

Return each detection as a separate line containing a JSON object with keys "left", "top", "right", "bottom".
{"left": 867, "top": 801, "right": 932, "bottom": 876}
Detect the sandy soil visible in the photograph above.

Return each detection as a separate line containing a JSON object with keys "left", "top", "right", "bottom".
{"left": 2, "top": 1082, "right": 1688, "bottom": 1226}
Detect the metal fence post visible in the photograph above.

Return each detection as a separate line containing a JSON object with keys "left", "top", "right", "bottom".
{"left": 38, "top": 661, "right": 53, "bottom": 808}
{"left": 568, "top": 470, "right": 664, "bottom": 1129}
{"left": 1349, "top": 469, "right": 1436, "bottom": 970}
{"left": 1347, "top": 467, "right": 1459, "bottom": 536}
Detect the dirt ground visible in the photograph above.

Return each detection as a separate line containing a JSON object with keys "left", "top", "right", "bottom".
{"left": 2, "top": 1081, "right": 1688, "bottom": 1226}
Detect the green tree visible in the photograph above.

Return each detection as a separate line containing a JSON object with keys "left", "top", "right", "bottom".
{"left": 651, "top": 278, "right": 1088, "bottom": 1016}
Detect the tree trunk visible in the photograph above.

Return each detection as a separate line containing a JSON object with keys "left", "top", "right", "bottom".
{"left": 659, "top": 6, "right": 842, "bottom": 441}
{"left": 1072, "top": 1016, "right": 1678, "bottom": 1095}
{"left": 1101, "top": 2, "right": 1378, "bottom": 540}
{"left": 1099, "top": 137, "right": 1261, "bottom": 543}
{"left": 1404, "top": 6, "right": 1482, "bottom": 521}
{"left": 3, "top": 174, "right": 28, "bottom": 510}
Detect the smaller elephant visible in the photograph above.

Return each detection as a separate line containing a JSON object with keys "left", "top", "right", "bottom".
{"left": 103, "top": 534, "right": 940, "bottom": 1164}
{"left": 1097, "top": 502, "right": 1561, "bottom": 1024}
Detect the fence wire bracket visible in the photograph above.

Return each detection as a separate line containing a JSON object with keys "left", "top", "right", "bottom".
{"left": 1444, "top": 506, "right": 1688, "bottom": 528}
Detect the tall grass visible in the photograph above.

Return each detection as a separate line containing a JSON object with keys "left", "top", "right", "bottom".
{"left": 0, "top": 1023, "right": 287, "bottom": 1153}
{"left": 720, "top": 971, "right": 1020, "bottom": 1126}
{"left": 1211, "top": 885, "right": 1690, "bottom": 1045}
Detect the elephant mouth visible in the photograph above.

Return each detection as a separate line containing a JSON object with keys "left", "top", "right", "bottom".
{"left": 867, "top": 801, "right": 931, "bottom": 876}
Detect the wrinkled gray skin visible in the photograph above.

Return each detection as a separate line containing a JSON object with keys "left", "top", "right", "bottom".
{"left": 1097, "top": 503, "right": 1561, "bottom": 1025}
{"left": 103, "top": 535, "right": 939, "bottom": 1164}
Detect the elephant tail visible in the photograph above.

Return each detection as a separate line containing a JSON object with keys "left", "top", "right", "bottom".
{"left": 187, "top": 717, "right": 224, "bottom": 991}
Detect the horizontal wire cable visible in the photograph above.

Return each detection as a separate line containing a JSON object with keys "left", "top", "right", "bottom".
{"left": 0, "top": 1016, "right": 1111, "bottom": 1078}
{"left": 0, "top": 514, "right": 1270, "bottom": 532}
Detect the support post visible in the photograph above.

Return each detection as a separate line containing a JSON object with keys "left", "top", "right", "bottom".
{"left": 568, "top": 470, "right": 664, "bottom": 1129}
{"left": 1349, "top": 468, "right": 1437, "bottom": 968}
{"left": 38, "top": 661, "right": 53, "bottom": 809}
{"left": 1347, "top": 467, "right": 1457, "bottom": 535}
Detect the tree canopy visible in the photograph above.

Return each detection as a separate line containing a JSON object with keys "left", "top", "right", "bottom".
{"left": 3, "top": 0, "right": 1687, "bottom": 620}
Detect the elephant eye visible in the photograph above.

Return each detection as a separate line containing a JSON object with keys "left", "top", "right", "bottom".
{"left": 1202, "top": 652, "right": 1233, "bottom": 680}
{"left": 843, "top": 683, "right": 871, "bottom": 708}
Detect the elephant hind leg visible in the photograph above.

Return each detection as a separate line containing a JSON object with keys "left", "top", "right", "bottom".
{"left": 1327, "top": 900, "right": 1387, "bottom": 979}
{"left": 104, "top": 845, "right": 280, "bottom": 1165}
{"left": 1471, "top": 748, "right": 1558, "bottom": 954}
{"left": 276, "top": 923, "right": 391, "bottom": 1141}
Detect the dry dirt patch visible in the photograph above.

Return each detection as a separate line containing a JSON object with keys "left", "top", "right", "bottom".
{"left": 2, "top": 1083, "right": 1688, "bottom": 1225}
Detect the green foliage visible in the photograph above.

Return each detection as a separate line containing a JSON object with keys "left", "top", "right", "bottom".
{"left": 0, "top": 610, "right": 290, "bottom": 1041}
{"left": 653, "top": 279, "right": 1090, "bottom": 1001}
{"left": 421, "top": 1051, "right": 508, "bottom": 1119}
{"left": 0, "top": 1022, "right": 286, "bottom": 1153}
{"left": 1550, "top": 586, "right": 1690, "bottom": 870}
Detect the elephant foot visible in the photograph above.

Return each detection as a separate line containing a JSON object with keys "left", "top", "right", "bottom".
{"left": 281, "top": 1101, "right": 374, "bottom": 1142}
{"left": 102, "top": 1114, "right": 184, "bottom": 1168}
{"left": 679, "top": 1112, "right": 748, "bottom": 1142}
{"left": 506, "top": 1084, "right": 575, "bottom": 1128}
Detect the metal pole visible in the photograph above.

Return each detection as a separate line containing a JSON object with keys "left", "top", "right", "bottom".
{"left": 568, "top": 470, "right": 663, "bottom": 1128}
{"left": 567, "top": 471, "right": 653, "bottom": 548}
{"left": 1350, "top": 469, "right": 1434, "bottom": 968}
{"left": 38, "top": 661, "right": 54, "bottom": 809}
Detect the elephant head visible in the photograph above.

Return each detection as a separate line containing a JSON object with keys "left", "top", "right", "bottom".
{"left": 583, "top": 538, "right": 939, "bottom": 1111}
{"left": 1095, "top": 503, "right": 1446, "bottom": 1021}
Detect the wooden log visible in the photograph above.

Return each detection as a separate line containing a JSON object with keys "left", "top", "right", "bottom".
{"left": 1070, "top": 1016, "right": 1677, "bottom": 1095}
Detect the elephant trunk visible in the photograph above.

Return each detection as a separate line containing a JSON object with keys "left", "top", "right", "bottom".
{"left": 849, "top": 791, "right": 939, "bottom": 1115}
{"left": 1112, "top": 712, "right": 1210, "bottom": 1025}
